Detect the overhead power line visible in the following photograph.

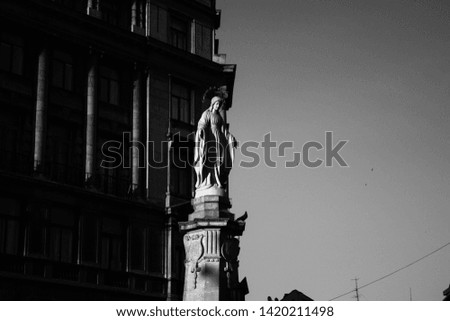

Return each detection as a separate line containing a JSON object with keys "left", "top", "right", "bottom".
{"left": 329, "top": 241, "right": 450, "bottom": 301}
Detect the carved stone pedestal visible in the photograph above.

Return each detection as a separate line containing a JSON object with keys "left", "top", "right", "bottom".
{"left": 179, "top": 195, "right": 247, "bottom": 301}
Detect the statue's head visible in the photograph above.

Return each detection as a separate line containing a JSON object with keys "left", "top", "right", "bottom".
{"left": 210, "top": 96, "right": 223, "bottom": 111}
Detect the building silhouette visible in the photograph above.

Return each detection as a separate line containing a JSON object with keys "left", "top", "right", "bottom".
{"left": 268, "top": 289, "right": 314, "bottom": 301}
{"left": 0, "top": 0, "right": 235, "bottom": 300}
{"left": 444, "top": 284, "right": 450, "bottom": 301}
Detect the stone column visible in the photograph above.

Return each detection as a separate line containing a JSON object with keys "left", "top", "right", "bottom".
{"left": 85, "top": 54, "right": 98, "bottom": 185}
{"left": 131, "top": 0, "right": 137, "bottom": 27}
{"left": 165, "top": 215, "right": 176, "bottom": 301}
{"left": 87, "top": 0, "right": 100, "bottom": 11}
{"left": 145, "top": 70, "right": 151, "bottom": 199}
{"left": 87, "top": 0, "right": 101, "bottom": 18}
{"left": 191, "top": 20, "right": 196, "bottom": 54}
{"left": 131, "top": 70, "right": 142, "bottom": 194}
{"left": 131, "top": 0, "right": 145, "bottom": 35}
{"left": 165, "top": 74, "right": 174, "bottom": 300}
{"left": 33, "top": 47, "right": 49, "bottom": 173}
{"left": 145, "top": 0, "right": 151, "bottom": 36}
{"left": 165, "top": 74, "right": 172, "bottom": 210}
{"left": 179, "top": 196, "right": 247, "bottom": 301}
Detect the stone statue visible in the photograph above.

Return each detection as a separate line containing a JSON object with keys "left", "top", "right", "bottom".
{"left": 194, "top": 95, "right": 237, "bottom": 197}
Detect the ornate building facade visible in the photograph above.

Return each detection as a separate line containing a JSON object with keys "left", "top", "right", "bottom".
{"left": 0, "top": 0, "right": 236, "bottom": 300}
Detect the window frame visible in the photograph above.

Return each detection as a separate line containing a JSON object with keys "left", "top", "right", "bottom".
{"left": 25, "top": 205, "right": 49, "bottom": 258}
{"left": 171, "top": 81, "right": 193, "bottom": 124}
{"left": 51, "top": 51, "right": 74, "bottom": 91}
{"left": 45, "top": 121, "right": 83, "bottom": 186}
{"left": 101, "top": 0, "right": 119, "bottom": 25}
{"left": 148, "top": 228, "right": 163, "bottom": 274}
{"left": 170, "top": 136, "right": 194, "bottom": 199}
{"left": 99, "top": 66, "right": 120, "bottom": 106}
{"left": 0, "top": 33, "right": 24, "bottom": 75}
{"left": 97, "top": 135, "right": 130, "bottom": 197}
{"left": 127, "top": 223, "right": 148, "bottom": 273}
{"left": 170, "top": 15, "right": 190, "bottom": 51}
{"left": 48, "top": 208, "right": 76, "bottom": 263}
{"left": 195, "top": 21, "right": 213, "bottom": 59}
{"left": 100, "top": 217, "right": 124, "bottom": 271}
{"left": 80, "top": 214, "right": 100, "bottom": 266}
{"left": 0, "top": 197, "right": 21, "bottom": 255}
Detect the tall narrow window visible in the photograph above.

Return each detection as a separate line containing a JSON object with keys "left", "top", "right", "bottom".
{"left": 129, "top": 224, "right": 146, "bottom": 271}
{"left": 45, "top": 123, "right": 82, "bottom": 186}
{"left": 26, "top": 206, "right": 48, "bottom": 257}
{"left": 49, "top": 208, "right": 74, "bottom": 263}
{"left": 98, "top": 166, "right": 125, "bottom": 196}
{"left": 0, "top": 114, "right": 32, "bottom": 175}
{"left": 148, "top": 229, "right": 162, "bottom": 273}
{"left": 51, "top": 51, "right": 73, "bottom": 91}
{"left": 171, "top": 166, "right": 191, "bottom": 198}
{"left": 81, "top": 215, "right": 99, "bottom": 264}
{"left": 0, "top": 33, "right": 24, "bottom": 75}
{"left": 101, "top": 217, "right": 123, "bottom": 271}
{"left": 97, "top": 137, "right": 129, "bottom": 197}
{"left": 100, "top": 67, "right": 119, "bottom": 105}
{"left": 0, "top": 198, "right": 20, "bottom": 255}
{"left": 102, "top": 0, "right": 119, "bottom": 25}
{"left": 0, "top": 121, "right": 18, "bottom": 172}
{"left": 171, "top": 82, "right": 191, "bottom": 124}
{"left": 195, "top": 22, "right": 212, "bottom": 59}
{"left": 170, "top": 17, "right": 188, "bottom": 50}
{"left": 171, "top": 137, "right": 193, "bottom": 198}
{"left": 150, "top": 4, "right": 167, "bottom": 41}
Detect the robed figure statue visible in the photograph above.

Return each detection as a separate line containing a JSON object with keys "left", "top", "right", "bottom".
{"left": 194, "top": 95, "right": 237, "bottom": 197}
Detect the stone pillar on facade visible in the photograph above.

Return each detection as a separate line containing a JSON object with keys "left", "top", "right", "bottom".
{"left": 87, "top": 0, "right": 101, "bottom": 18}
{"left": 131, "top": 69, "right": 142, "bottom": 195}
{"left": 190, "top": 19, "right": 196, "bottom": 55}
{"left": 179, "top": 196, "right": 247, "bottom": 301}
{"left": 145, "top": 69, "right": 151, "bottom": 199}
{"left": 33, "top": 47, "right": 49, "bottom": 173}
{"left": 131, "top": 0, "right": 137, "bottom": 26}
{"left": 145, "top": 0, "right": 151, "bottom": 37}
{"left": 85, "top": 54, "right": 98, "bottom": 185}
{"left": 131, "top": 0, "right": 145, "bottom": 35}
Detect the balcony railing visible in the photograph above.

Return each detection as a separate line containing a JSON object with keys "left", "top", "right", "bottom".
{"left": 0, "top": 148, "right": 135, "bottom": 199}
{"left": 0, "top": 253, "right": 166, "bottom": 297}
{"left": 96, "top": 170, "right": 131, "bottom": 198}
{"left": 43, "top": 161, "right": 84, "bottom": 187}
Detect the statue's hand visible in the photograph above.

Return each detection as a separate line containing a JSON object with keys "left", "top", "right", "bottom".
{"left": 229, "top": 134, "right": 238, "bottom": 148}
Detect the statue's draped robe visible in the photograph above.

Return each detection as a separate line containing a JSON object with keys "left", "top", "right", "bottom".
{"left": 194, "top": 109, "right": 235, "bottom": 190}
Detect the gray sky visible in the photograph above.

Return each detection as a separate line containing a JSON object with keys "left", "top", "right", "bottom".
{"left": 217, "top": 0, "right": 450, "bottom": 300}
